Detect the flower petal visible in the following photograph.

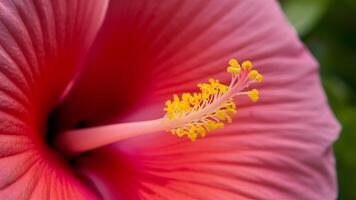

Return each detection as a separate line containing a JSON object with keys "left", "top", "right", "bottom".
{"left": 59, "top": 0, "right": 339, "bottom": 199}
{"left": 0, "top": 0, "right": 108, "bottom": 199}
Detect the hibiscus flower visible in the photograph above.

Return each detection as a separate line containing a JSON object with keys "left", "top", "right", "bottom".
{"left": 0, "top": 0, "right": 340, "bottom": 200}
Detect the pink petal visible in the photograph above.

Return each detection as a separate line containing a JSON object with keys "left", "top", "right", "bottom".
{"left": 0, "top": 0, "right": 108, "bottom": 199}
{"left": 59, "top": 0, "right": 339, "bottom": 199}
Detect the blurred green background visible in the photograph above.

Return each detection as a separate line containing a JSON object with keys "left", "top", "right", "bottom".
{"left": 281, "top": 0, "right": 356, "bottom": 199}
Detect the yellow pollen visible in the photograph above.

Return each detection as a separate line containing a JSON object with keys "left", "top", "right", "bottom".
{"left": 163, "top": 59, "right": 263, "bottom": 141}
{"left": 248, "top": 70, "right": 263, "bottom": 83}
{"left": 256, "top": 74, "right": 263, "bottom": 82}
{"left": 228, "top": 58, "right": 239, "bottom": 67}
{"left": 248, "top": 70, "right": 258, "bottom": 79}
{"left": 227, "top": 59, "right": 241, "bottom": 76}
{"left": 242, "top": 60, "right": 252, "bottom": 70}
{"left": 247, "top": 89, "right": 259, "bottom": 102}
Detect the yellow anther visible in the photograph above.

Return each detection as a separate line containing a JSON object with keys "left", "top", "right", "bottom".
{"left": 228, "top": 59, "right": 239, "bottom": 67}
{"left": 197, "top": 125, "right": 206, "bottom": 138}
{"left": 176, "top": 129, "right": 185, "bottom": 138}
{"left": 215, "top": 110, "right": 227, "bottom": 120}
{"left": 248, "top": 70, "right": 263, "bottom": 83}
{"left": 227, "top": 66, "right": 241, "bottom": 76}
{"left": 256, "top": 74, "right": 263, "bottom": 83}
{"left": 248, "top": 70, "right": 258, "bottom": 80}
{"left": 163, "top": 59, "right": 262, "bottom": 141}
{"left": 242, "top": 60, "right": 252, "bottom": 70}
{"left": 188, "top": 127, "right": 198, "bottom": 142}
{"left": 227, "top": 58, "right": 241, "bottom": 76}
{"left": 247, "top": 89, "right": 259, "bottom": 102}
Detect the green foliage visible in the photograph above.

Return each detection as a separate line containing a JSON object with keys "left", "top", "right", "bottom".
{"left": 281, "top": 0, "right": 331, "bottom": 36}
{"left": 282, "top": 0, "right": 356, "bottom": 199}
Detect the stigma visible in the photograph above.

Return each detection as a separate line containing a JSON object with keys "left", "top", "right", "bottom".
{"left": 163, "top": 59, "right": 263, "bottom": 141}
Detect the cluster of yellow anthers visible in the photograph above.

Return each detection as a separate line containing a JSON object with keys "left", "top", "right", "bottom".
{"left": 163, "top": 59, "right": 263, "bottom": 141}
